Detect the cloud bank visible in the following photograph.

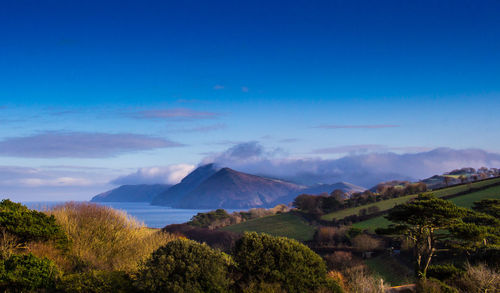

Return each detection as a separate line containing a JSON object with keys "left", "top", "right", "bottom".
{"left": 0, "top": 131, "right": 182, "bottom": 158}
{"left": 111, "top": 164, "right": 196, "bottom": 185}
{"left": 315, "top": 124, "right": 400, "bottom": 129}
{"left": 202, "top": 142, "right": 500, "bottom": 188}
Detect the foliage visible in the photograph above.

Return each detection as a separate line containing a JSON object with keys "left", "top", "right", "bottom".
{"left": 135, "top": 239, "right": 233, "bottom": 293}
{"left": 0, "top": 253, "right": 60, "bottom": 291}
{"left": 0, "top": 199, "right": 68, "bottom": 249}
{"left": 426, "top": 264, "right": 464, "bottom": 281}
{"left": 233, "top": 232, "right": 336, "bottom": 293}
{"left": 189, "top": 209, "right": 231, "bottom": 228}
{"left": 454, "top": 263, "right": 500, "bottom": 293}
{"left": 57, "top": 270, "right": 134, "bottom": 293}
{"left": 416, "top": 278, "right": 458, "bottom": 293}
{"left": 472, "top": 198, "right": 500, "bottom": 218}
{"left": 377, "top": 194, "right": 467, "bottom": 279}
{"left": 48, "top": 202, "right": 174, "bottom": 272}
{"left": 351, "top": 234, "right": 383, "bottom": 252}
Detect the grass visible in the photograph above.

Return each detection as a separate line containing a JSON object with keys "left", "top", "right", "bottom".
{"left": 322, "top": 177, "right": 500, "bottom": 221}
{"left": 221, "top": 212, "right": 316, "bottom": 241}
{"left": 353, "top": 184, "right": 500, "bottom": 232}
{"left": 365, "top": 255, "right": 414, "bottom": 286}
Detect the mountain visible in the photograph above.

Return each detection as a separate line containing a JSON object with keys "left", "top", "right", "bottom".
{"left": 91, "top": 184, "right": 171, "bottom": 202}
{"left": 151, "top": 164, "right": 219, "bottom": 206}
{"left": 172, "top": 167, "right": 305, "bottom": 209}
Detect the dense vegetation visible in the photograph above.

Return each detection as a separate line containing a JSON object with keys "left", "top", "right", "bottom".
{"left": 0, "top": 200, "right": 341, "bottom": 292}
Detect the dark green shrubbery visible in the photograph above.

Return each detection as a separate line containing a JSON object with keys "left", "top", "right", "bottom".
{"left": 0, "top": 253, "right": 60, "bottom": 291}
{"left": 135, "top": 239, "right": 233, "bottom": 293}
{"left": 0, "top": 199, "right": 68, "bottom": 249}
{"left": 233, "top": 232, "right": 339, "bottom": 293}
{"left": 189, "top": 209, "right": 231, "bottom": 228}
{"left": 426, "top": 264, "right": 464, "bottom": 281}
{"left": 57, "top": 270, "right": 134, "bottom": 293}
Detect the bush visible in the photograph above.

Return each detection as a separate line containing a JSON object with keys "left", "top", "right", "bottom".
{"left": 0, "top": 253, "right": 60, "bottom": 291}
{"left": 135, "top": 239, "right": 233, "bottom": 293}
{"left": 454, "top": 263, "right": 499, "bottom": 293}
{"left": 0, "top": 199, "right": 67, "bottom": 249}
{"left": 48, "top": 202, "right": 174, "bottom": 272}
{"left": 351, "top": 234, "right": 383, "bottom": 252}
{"left": 57, "top": 270, "right": 134, "bottom": 293}
{"left": 427, "top": 264, "right": 464, "bottom": 281}
{"left": 233, "top": 232, "right": 337, "bottom": 293}
{"left": 343, "top": 266, "right": 385, "bottom": 293}
{"left": 416, "top": 278, "right": 458, "bottom": 293}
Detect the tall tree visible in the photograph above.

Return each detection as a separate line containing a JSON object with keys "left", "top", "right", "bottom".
{"left": 377, "top": 194, "right": 466, "bottom": 279}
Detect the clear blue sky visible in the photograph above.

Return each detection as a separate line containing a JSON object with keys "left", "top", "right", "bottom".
{"left": 0, "top": 0, "right": 499, "bottom": 200}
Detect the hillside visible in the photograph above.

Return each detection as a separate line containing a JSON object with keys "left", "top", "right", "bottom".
{"left": 322, "top": 176, "right": 500, "bottom": 221}
{"left": 353, "top": 180, "right": 500, "bottom": 231}
{"left": 175, "top": 167, "right": 305, "bottom": 208}
{"left": 221, "top": 212, "right": 316, "bottom": 241}
{"left": 91, "top": 184, "right": 171, "bottom": 202}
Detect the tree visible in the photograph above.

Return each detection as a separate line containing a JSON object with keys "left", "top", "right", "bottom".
{"left": 0, "top": 199, "right": 68, "bottom": 249}
{"left": 472, "top": 199, "right": 500, "bottom": 218}
{"left": 233, "top": 232, "right": 338, "bottom": 293}
{"left": 135, "top": 239, "right": 233, "bottom": 293}
{"left": 0, "top": 253, "right": 60, "bottom": 291}
{"left": 377, "top": 194, "right": 466, "bottom": 279}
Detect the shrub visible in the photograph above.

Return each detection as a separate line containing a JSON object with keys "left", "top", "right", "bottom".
{"left": 0, "top": 199, "right": 68, "bottom": 249}
{"left": 351, "top": 234, "right": 383, "bottom": 252}
{"left": 57, "top": 270, "right": 134, "bottom": 293}
{"left": 233, "top": 232, "right": 337, "bottom": 293}
{"left": 48, "top": 202, "right": 174, "bottom": 272}
{"left": 325, "top": 251, "right": 353, "bottom": 271}
{"left": 343, "top": 265, "right": 385, "bottom": 293}
{"left": 416, "top": 278, "right": 458, "bottom": 293}
{"left": 135, "top": 239, "right": 233, "bottom": 293}
{"left": 427, "top": 264, "right": 464, "bottom": 281}
{"left": 0, "top": 253, "right": 60, "bottom": 291}
{"left": 454, "top": 263, "right": 499, "bottom": 293}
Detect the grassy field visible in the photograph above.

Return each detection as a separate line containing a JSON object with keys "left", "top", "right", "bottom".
{"left": 353, "top": 184, "right": 500, "bottom": 232}
{"left": 221, "top": 212, "right": 316, "bottom": 241}
{"left": 322, "top": 177, "right": 500, "bottom": 221}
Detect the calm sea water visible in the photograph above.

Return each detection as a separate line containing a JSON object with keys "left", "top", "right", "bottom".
{"left": 23, "top": 201, "right": 232, "bottom": 228}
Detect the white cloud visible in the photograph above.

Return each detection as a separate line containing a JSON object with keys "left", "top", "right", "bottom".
{"left": 111, "top": 164, "right": 196, "bottom": 185}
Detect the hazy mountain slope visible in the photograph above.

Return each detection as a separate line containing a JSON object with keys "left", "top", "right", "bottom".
{"left": 175, "top": 167, "right": 305, "bottom": 209}
{"left": 91, "top": 184, "right": 171, "bottom": 202}
{"left": 151, "top": 164, "right": 219, "bottom": 206}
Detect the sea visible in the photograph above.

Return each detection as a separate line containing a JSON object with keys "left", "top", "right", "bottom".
{"left": 23, "top": 201, "right": 237, "bottom": 228}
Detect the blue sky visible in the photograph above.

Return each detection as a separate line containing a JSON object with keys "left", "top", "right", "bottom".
{"left": 0, "top": 0, "right": 499, "bottom": 200}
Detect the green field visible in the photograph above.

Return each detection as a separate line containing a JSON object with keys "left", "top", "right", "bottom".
{"left": 221, "top": 212, "right": 316, "bottom": 241}
{"left": 322, "top": 177, "right": 500, "bottom": 221}
{"left": 353, "top": 184, "right": 500, "bottom": 232}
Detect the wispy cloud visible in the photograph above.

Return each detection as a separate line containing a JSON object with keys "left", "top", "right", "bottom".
{"left": 241, "top": 86, "right": 249, "bottom": 92}
{"left": 315, "top": 124, "right": 400, "bottom": 129}
{"left": 213, "top": 84, "right": 224, "bottom": 90}
{"left": 131, "top": 108, "right": 219, "bottom": 120}
{"left": 174, "top": 123, "right": 226, "bottom": 133}
{"left": 312, "top": 145, "right": 432, "bottom": 154}
{"left": 0, "top": 131, "right": 183, "bottom": 158}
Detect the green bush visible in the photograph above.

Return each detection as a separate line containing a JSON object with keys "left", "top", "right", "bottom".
{"left": 0, "top": 253, "right": 60, "bottom": 291}
{"left": 135, "top": 239, "right": 233, "bottom": 293}
{"left": 0, "top": 199, "right": 68, "bottom": 249}
{"left": 233, "top": 232, "right": 337, "bottom": 293}
{"left": 188, "top": 209, "right": 230, "bottom": 227}
{"left": 427, "top": 264, "right": 464, "bottom": 281}
{"left": 57, "top": 270, "right": 134, "bottom": 293}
